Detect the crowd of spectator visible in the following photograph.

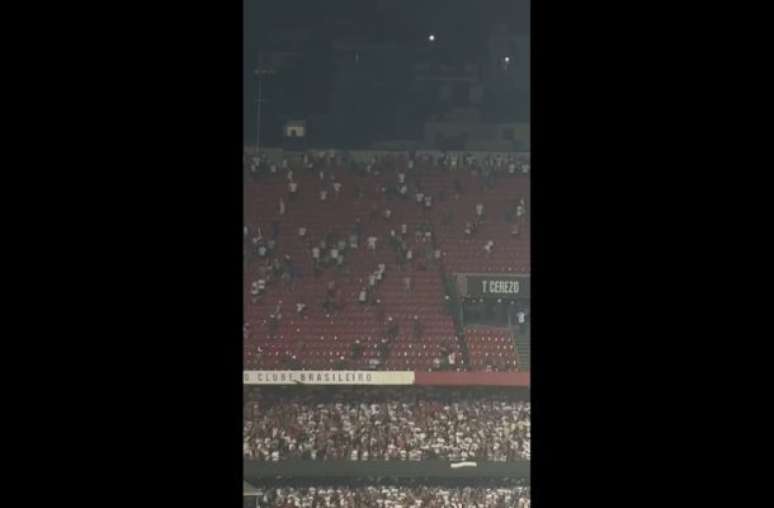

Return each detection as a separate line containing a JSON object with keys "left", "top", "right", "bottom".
{"left": 243, "top": 388, "right": 530, "bottom": 462}
{"left": 244, "top": 148, "right": 529, "bottom": 371}
{"left": 247, "top": 484, "right": 530, "bottom": 508}
{"left": 246, "top": 151, "right": 529, "bottom": 253}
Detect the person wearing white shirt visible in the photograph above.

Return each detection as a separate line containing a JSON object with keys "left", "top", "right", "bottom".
{"left": 516, "top": 310, "right": 528, "bottom": 336}
{"left": 288, "top": 180, "right": 298, "bottom": 200}
{"left": 287, "top": 169, "right": 294, "bottom": 181}
{"left": 320, "top": 189, "right": 328, "bottom": 201}
{"left": 407, "top": 159, "right": 414, "bottom": 170}
{"left": 397, "top": 172, "right": 406, "bottom": 184}
{"left": 311, "top": 246, "right": 320, "bottom": 260}
{"left": 367, "top": 236, "right": 377, "bottom": 251}
{"left": 333, "top": 181, "right": 342, "bottom": 198}
{"left": 330, "top": 248, "right": 339, "bottom": 260}
{"left": 400, "top": 223, "right": 408, "bottom": 235}
{"left": 484, "top": 240, "right": 494, "bottom": 255}
{"left": 475, "top": 203, "right": 484, "bottom": 218}
{"left": 383, "top": 208, "right": 392, "bottom": 220}
{"left": 298, "top": 226, "right": 307, "bottom": 238}
{"left": 399, "top": 184, "right": 408, "bottom": 198}
{"left": 415, "top": 192, "right": 424, "bottom": 205}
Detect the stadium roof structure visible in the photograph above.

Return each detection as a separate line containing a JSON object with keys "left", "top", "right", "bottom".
{"left": 243, "top": 481, "right": 260, "bottom": 496}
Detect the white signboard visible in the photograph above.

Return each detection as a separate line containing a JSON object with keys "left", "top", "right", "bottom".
{"left": 243, "top": 370, "right": 415, "bottom": 385}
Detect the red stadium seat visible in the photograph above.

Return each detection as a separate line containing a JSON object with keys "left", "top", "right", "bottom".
{"left": 244, "top": 157, "right": 529, "bottom": 371}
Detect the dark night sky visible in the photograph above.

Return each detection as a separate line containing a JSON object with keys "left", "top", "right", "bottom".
{"left": 243, "top": 0, "right": 530, "bottom": 146}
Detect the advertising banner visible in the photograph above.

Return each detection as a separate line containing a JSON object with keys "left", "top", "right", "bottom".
{"left": 243, "top": 370, "right": 415, "bottom": 385}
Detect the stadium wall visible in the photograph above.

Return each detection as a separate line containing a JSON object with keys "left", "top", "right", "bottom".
{"left": 245, "top": 147, "right": 530, "bottom": 162}
{"left": 244, "top": 460, "right": 529, "bottom": 480}
{"left": 414, "top": 371, "right": 529, "bottom": 386}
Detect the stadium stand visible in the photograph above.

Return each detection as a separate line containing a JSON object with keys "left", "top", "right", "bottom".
{"left": 245, "top": 483, "right": 531, "bottom": 507}
{"left": 463, "top": 327, "right": 520, "bottom": 371}
{"left": 244, "top": 150, "right": 529, "bottom": 372}
{"left": 243, "top": 386, "right": 530, "bottom": 462}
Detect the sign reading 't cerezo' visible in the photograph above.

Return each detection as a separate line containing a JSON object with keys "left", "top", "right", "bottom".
{"left": 482, "top": 279, "right": 520, "bottom": 294}
{"left": 466, "top": 275, "right": 530, "bottom": 298}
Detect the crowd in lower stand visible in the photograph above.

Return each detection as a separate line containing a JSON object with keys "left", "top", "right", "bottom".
{"left": 249, "top": 484, "right": 530, "bottom": 508}
{"left": 243, "top": 388, "right": 530, "bottom": 462}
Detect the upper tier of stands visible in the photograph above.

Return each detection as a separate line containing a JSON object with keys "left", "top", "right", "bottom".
{"left": 244, "top": 151, "right": 529, "bottom": 372}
